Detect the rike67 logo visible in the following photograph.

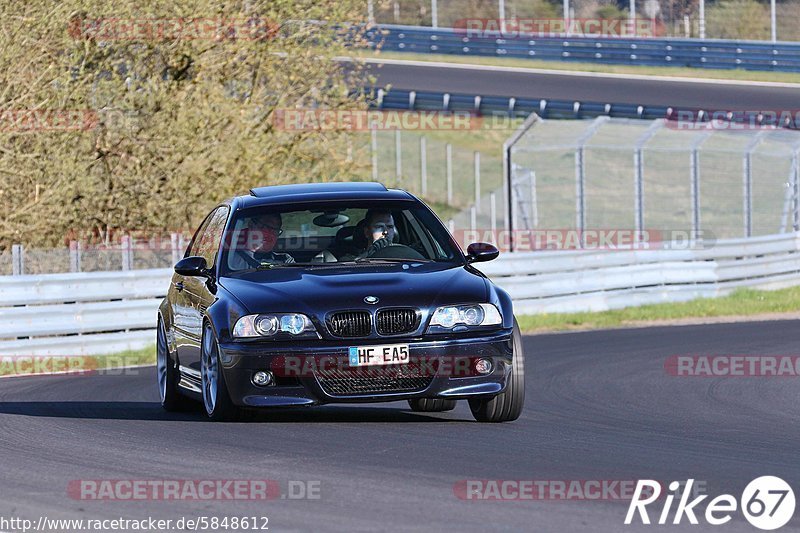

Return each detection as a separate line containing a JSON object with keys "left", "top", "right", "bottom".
{"left": 626, "top": 477, "right": 795, "bottom": 530}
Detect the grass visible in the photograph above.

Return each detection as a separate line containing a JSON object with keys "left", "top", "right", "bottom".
{"left": 516, "top": 287, "right": 800, "bottom": 333}
{"left": 0, "top": 345, "right": 155, "bottom": 377}
{"left": 355, "top": 50, "right": 800, "bottom": 84}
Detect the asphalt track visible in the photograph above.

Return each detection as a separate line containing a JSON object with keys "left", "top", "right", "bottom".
{"left": 2, "top": 320, "right": 800, "bottom": 531}
{"left": 365, "top": 59, "right": 800, "bottom": 111}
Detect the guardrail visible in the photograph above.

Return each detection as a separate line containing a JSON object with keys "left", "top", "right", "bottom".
{"left": 0, "top": 269, "right": 170, "bottom": 356}
{"left": 366, "top": 24, "right": 800, "bottom": 73}
{"left": 3, "top": 232, "right": 800, "bottom": 355}
{"left": 375, "top": 87, "right": 799, "bottom": 131}
{"left": 375, "top": 87, "right": 674, "bottom": 121}
{"left": 477, "top": 232, "right": 800, "bottom": 314}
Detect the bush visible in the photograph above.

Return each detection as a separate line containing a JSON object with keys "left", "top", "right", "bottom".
{"left": 705, "top": 0, "right": 770, "bottom": 40}
{"left": 0, "top": 0, "right": 370, "bottom": 249}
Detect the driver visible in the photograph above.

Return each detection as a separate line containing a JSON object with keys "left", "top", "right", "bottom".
{"left": 230, "top": 213, "right": 295, "bottom": 269}
{"left": 357, "top": 209, "right": 396, "bottom": 259}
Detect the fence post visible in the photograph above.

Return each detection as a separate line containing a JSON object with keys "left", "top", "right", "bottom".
{"left": 11, "top": 244, "right": 23, "bottom": 276}
{"left": 743, "top": 152, "right": 752, "bottom": 238}
{"left": 474, "top": 151, "right": 481, "bottom": 213}
{"left": 743, "top": 131, "right": 766, "bottom": 238}
{"left": 690, "top": 149, "right": 701, "bottom": 242}
{"left": 470, "top": 205, "right": 477, "bottom": 232}
{"left": 634, "top": 149, "right": 644, "bottom": 233}
{"left": 431, "top": 0, "right": 438, "bottom": 27}
{"left": 699, "top": 0, "right": 706, "bottom": 39}
{"left": 490, "top": 191, "right": 497, "bottom": 236}
{"left": 121, "top": 235, "right": 132, "bottom": 271}
{"left": 368, "top": 0, "right": 375, "bottom": 25}
{"left": 633, "top": 120, "right": 664, "bottom": 235}
{"left": 575, "top": 146, "right": 585, "bottom": 247}
{"left": 573, "top": 117, "right": 608, "bottom": 248}
{"left": 69, "top": 240, "right": 81, "bottom": 272}
{"left": 395, "top": 129, "right": 402, "bottom": 186}
{"left": 420, "top": 136, "right": 427, "bottom": 197}
{"left": 446, "top": 143, "right": 453, "bottom": 205}
{"left": 371, "top": 122, "right": 378, "bottom": 181}
{"left": 689, "top": 131, "right": 711, "bottom": 242}
{"left": 530, "top": 170, "right": 538, "bottom": 228}
{"left": 503, "top": 112, "right": 540, "bottom": 251}
{"left": 795, "top": 151, "right": 800, "bottom": 232}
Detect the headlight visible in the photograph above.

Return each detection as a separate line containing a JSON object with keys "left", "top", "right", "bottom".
{"left": 233, "top": 313, "right": 319, "bottom": 339}
{"left": 428, "top": 304, "right": 502, "bottom": 330}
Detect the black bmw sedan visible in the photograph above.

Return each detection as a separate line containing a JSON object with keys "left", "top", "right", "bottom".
{"left": 157, "top": 182, "right": 524, "bottom": 422}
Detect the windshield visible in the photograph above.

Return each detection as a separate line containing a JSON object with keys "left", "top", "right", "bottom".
{"left": 220, "top": 201, "right": 463, "bottom": 275}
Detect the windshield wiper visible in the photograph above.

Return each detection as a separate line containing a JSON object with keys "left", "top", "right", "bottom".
{"left": 255, "top": 262, "right": 309, "bottom": 270}
{"left": 353, "top": 257, "right": 432, "bottom": 264}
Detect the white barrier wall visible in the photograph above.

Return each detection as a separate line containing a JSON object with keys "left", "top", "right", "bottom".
{"left": 0, "top": 269, "right": 171, "bottom": 356}
{"left": 2, "top": 232, "right": 800, "bottom": 355}
{"left": 477, "top": 232, "right": 800, "bottom": 314}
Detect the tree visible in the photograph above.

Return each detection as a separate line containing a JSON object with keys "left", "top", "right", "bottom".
{"left": 0, "top": 0, "right": 370, "bottom": 248}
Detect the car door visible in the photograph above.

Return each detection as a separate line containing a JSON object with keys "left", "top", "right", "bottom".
{"left": 181, "top": 206, "right": 230, "bottom": 375}
{"left": 171, "top": 211, "right": 216, "bottom": 375}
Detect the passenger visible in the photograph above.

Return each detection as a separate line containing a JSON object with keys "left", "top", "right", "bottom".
{"left": 230, "top": 213, "right": 295, "bottom": 269}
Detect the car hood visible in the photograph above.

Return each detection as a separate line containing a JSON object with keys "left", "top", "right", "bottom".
{"left": 219, "top": 262, "right": 488, "bottom": 315}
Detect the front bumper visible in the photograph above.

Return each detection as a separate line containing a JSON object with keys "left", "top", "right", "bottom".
{"left": 218, "top": 329, "right": 514, "bottom": 407}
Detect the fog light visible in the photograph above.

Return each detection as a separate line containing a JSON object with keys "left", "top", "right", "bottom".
{"left": 475, "top": 358, "right": 493, "bottom": 375}
{"left": 252, "top": 371, "right": 274, "bottom": 387}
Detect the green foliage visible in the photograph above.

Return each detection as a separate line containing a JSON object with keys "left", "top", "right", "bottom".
{"left": 594, "top": 5, "right": 629, "bottom": 20}
{"left": 0, "top": 0, "right": 370, "bottom": 248}
{"left": 705, "top": 0, "right": 770, "bottom": 40}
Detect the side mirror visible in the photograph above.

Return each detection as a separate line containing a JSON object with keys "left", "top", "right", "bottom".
{"left": 466, "top": 242, "right": 499, "bottom": 263}
{"left": 174, "top": 256, "right": 210, "bottom": 277}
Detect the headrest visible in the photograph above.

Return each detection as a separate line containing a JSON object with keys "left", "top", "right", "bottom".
{"left": 335, "top": 225, "right": 356, "bottom": 245}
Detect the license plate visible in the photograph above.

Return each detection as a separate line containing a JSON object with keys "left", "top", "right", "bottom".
{"left": 348, "top": 344, "right": 409, "bottom": 367}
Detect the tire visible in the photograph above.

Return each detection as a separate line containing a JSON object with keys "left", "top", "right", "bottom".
{"left": 201, "top": 322, "right": 240, "bottom": 422}
{"left": 469, "top": 319, "right": 525, "bottom": 423}
{"left": 408, "top": 398, "right": 457, "bottom": 412}
{"left": 157, "top": 316, "right": 191, "bottom": 412}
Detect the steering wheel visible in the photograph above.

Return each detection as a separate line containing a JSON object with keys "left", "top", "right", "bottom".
{"left": 369, "top": 243, "right": 426, "bottom": 260}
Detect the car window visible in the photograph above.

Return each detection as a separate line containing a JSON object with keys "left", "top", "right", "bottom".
{"left": 221, "top": 203, "right": 460, "bottom": 274}
{"left": 191, "top": 206, "right": 229, "bottom": 268}
{"left": 186, "top": 210, "right": 215, "bottom": 258}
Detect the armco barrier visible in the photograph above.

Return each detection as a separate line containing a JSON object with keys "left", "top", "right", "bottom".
{"left": 375, "top": 87, "right": 674, "bottom": 121}
{"left": 366, "top": 24, "right": 800, "bottom": 73}
{"left": 0, "top": 268, "right": 171, "bottom": 356}
{"left": 2, "top": 232, "right": 800, "bottom": 355}
{"left": 477, "top": 232, "right": 800, "bottom": 314}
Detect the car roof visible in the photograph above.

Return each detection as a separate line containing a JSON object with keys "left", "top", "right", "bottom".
{"left": 235, "top": 182, "right": 417, "bottom": 210}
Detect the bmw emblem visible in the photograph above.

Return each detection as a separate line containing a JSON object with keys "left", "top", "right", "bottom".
{"left": 364, "top": 295, "right": 379, "bottom": 305}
